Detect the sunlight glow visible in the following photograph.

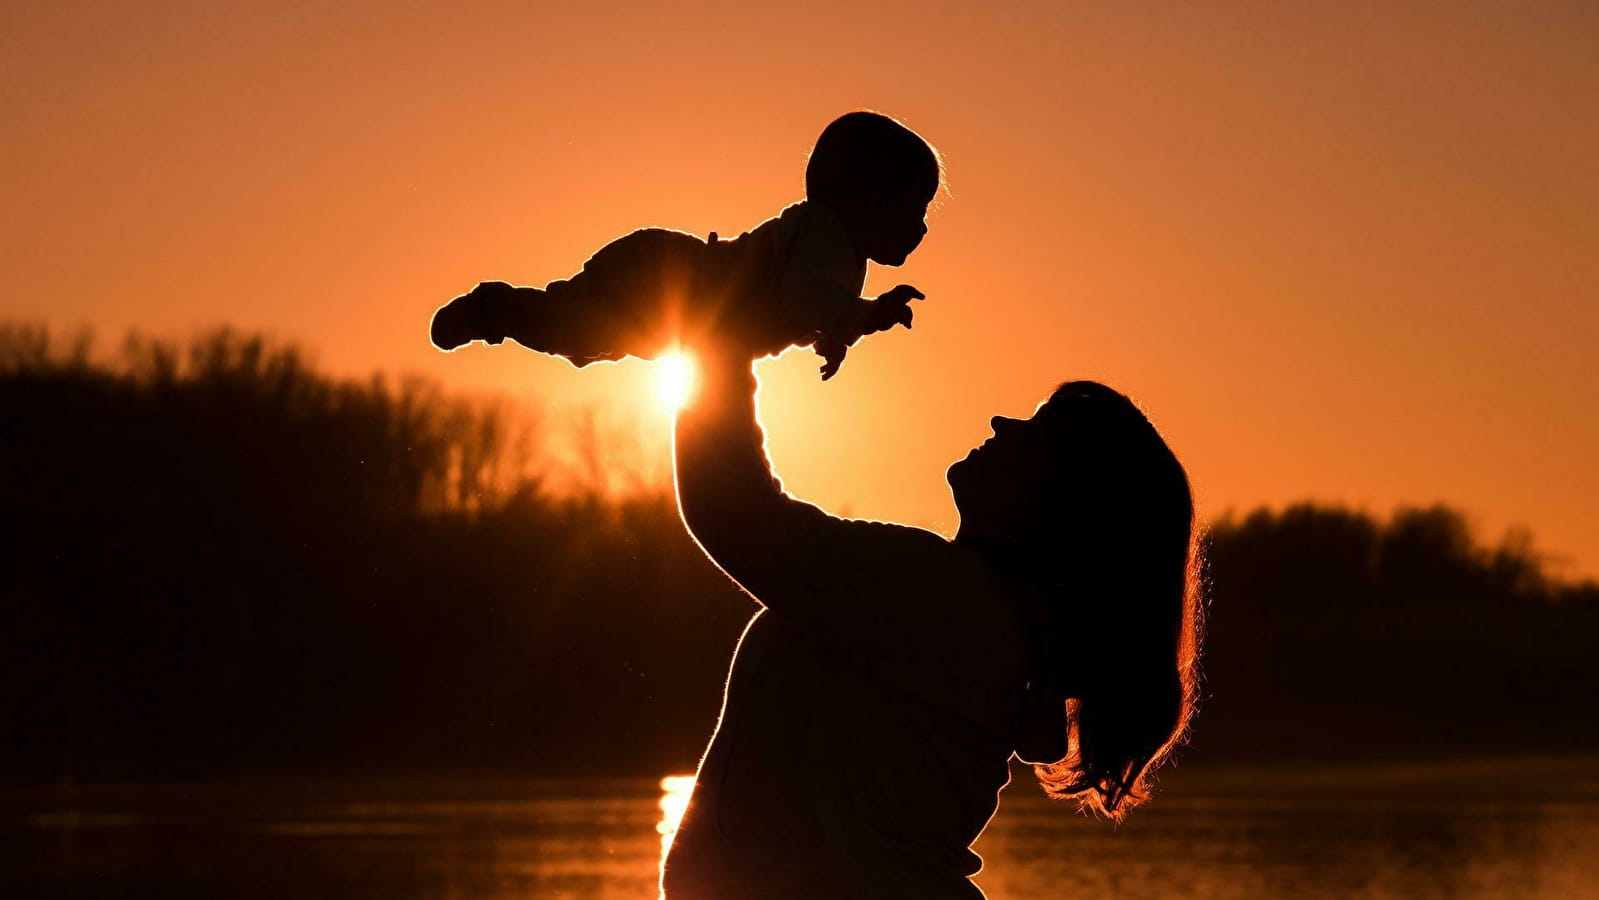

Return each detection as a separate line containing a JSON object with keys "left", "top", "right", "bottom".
{"left": 655, "top": 352, "right": 695, "bottom": 413}
{"left": 658, "top": 774, "right": 696, "bottom": 856}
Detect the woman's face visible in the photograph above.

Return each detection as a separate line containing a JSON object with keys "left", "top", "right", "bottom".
{"left": 948, "top": 407, "right": 1057, "bottom": 542}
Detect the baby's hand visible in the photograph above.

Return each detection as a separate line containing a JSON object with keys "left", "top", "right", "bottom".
{"left": 816, "top": 337, "right": 848, "bottom": 381}
{"left": 866, "top": 284, "right": 925, "bottom": 333}
{"left": 815, "top": 285, "right": 925, "bottom": 381}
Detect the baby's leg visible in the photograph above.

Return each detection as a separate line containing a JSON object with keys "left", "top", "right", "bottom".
{"left": 433, "top": 229, "right": 707, "bottom": 363}
{"left": 431, "top": 279, "right": 622, "bottom": 366}
{"left": 501, "top": 278, "right": 625, "bottom": 367}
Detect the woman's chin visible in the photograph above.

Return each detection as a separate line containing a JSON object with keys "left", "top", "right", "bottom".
{"left": 946, "top": 454, "right": 978, "bottom": 495}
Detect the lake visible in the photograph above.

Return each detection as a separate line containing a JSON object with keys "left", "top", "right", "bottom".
{"left": 6, "top": 756, "right": 1597, "bottom": 899}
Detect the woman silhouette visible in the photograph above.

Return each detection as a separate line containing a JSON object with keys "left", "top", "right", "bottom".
{"left": 662, "top": 341, "right": 1202, "bottom": 899}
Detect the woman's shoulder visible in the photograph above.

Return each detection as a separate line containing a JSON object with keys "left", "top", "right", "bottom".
{"left": 841, "top": 518, "right": 1019, "bottom": 631}
{"left": 843, "top": 521, "right": 1030, "bottom": 724}
{"left": 871, "top": 518, "right": 995, "bottom": 575}
{"left": 832, "top": 515, "right": 965, "bottom": 566}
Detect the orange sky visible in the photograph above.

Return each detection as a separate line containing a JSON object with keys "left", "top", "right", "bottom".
{"left": 5, "top": 1, "right": 1597, "bottom": 576}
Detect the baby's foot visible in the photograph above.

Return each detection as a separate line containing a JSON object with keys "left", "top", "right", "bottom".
{"left": 430, "top": 282, "right": 511, "bottom": 351}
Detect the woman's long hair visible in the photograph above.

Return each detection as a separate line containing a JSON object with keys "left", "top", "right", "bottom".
{"left": 1011, "top": 381, "right": 1204, "bottom": 820}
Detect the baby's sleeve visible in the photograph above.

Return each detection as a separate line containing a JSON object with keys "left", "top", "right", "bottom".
{"left": 779, "top": 206, "right": 871, "bottom": 340}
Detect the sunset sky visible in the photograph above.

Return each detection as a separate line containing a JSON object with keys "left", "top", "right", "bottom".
{"left": 5, "top": 1, "right": 1596, "bottom": 575}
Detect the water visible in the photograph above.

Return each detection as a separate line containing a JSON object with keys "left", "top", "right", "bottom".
{"left": 6, "top": 757, "right": 1597, "bottom": 899}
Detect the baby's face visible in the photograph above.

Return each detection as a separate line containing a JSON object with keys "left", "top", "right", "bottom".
{"left": 856, "top": 184, "right": 935, "bottom": 266}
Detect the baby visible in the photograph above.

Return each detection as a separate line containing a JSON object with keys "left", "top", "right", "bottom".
{"left": 429, "top": 111, "right": 940, "bottom": 380}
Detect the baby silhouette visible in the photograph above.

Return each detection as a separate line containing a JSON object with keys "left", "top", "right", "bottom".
{"left": 430, "top": 111, "right": 940, "bottom": 380}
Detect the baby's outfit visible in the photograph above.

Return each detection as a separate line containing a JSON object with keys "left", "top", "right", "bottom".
{"left": 767, "top": 201, "right": 873, "bottom": 358}
{"left": 441, "top": 202, "right": 873, "bottom": 374}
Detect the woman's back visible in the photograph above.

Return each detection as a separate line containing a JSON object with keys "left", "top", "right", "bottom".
{"left": 661, "top": 511, "right": 1028, "bottom": 899}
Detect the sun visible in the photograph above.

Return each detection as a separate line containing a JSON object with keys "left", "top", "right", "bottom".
{"left": 655, "top": 352, "right": 696, "bottom": 413}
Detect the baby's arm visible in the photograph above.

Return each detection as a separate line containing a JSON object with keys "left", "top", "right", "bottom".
{"left": 777, "top": 207, "right": 923, "bottom": 378}
{"left": 780, "top": 263, "right": 924, "bottom": 379}
{"left": 801, "top": 281, "right": 924, "bottom": 380}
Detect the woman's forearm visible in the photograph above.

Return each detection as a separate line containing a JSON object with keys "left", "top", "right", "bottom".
{"left": 673, "top": 350, "right": 792, "bottom": 569}
{"left": 671, "top": 347, "right": 923, "bottom": 645}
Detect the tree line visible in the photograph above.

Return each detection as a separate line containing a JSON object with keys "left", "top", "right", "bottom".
{"left": 2, "top": 324, "right": 1594, "bottom": 782}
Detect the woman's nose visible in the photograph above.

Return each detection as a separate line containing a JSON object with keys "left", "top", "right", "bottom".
{"left": 991, "top": 416, "right": 1017, "bottom": 434}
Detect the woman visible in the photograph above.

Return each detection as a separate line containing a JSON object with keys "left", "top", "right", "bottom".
{"left": 662, "top": 342, "right": 1202, "bottom": 899}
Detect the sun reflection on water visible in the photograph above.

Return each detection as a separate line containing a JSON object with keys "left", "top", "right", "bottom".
{"left": 657, "top": 774, "right": 696, "bottom": 857}
{"left": 10, "top": 763, "right": 1599, "bottom": 899}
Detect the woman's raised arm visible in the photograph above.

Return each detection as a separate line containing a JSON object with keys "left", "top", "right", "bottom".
{"left": 672, "top": 346, "right": 780, "bottom": 532}
{"left": 672, "top": 345, "right": 915, "bottom": 637}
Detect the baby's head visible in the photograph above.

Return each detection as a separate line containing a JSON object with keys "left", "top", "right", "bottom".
{"left": 806, "top": 111, "right": 943, "bottom": 266}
